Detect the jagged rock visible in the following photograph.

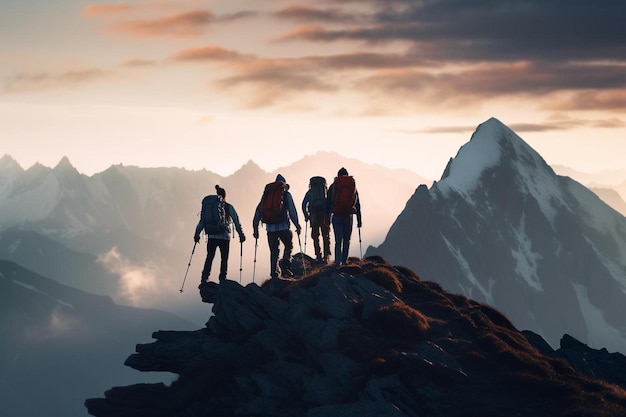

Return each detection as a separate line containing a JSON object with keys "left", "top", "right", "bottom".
{"left": 198, "top": 281, "right": 219, "bottom": 303}
{"left": 522, "top": 330, "right": 626, "bottom": 389}
{"left": 86, "top": 257, "right": 626, "bottom": 417}
{"left": 557, "top": 333, "right": 626, "bottom": 388}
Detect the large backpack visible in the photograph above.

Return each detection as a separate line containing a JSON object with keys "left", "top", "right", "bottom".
{"left": 308, "top": 176, "right": 327, "bottom": 213}
{"left": 331, "top": 175, "right": 356, "bottom": 215}
{"left": 260, "top": 181, "right": 286, "bottom": 224}
{"left": 201, "top": 195, "right": 229, "bottom": 234}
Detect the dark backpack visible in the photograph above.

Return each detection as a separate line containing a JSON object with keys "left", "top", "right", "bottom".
{"left": 260, "top": 181, "right": 285, "bottom": 224}
{"left": 308, "top": 176, "right": 327, "bottom": 213}
{"left": 331, "top": 175, "right": 356, "bottom": 215}
{"left": 201, "top": 195, "right": 229, "bottom": 234}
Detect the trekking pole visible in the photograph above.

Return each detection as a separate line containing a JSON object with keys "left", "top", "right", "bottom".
{"left": 304, "top": 219, "right": 308, "bottom": 254}
{"left": 358, "top": 227, "right": 363, "bottom": 259}
{"left": 253, "top": 238, "right": 258, "bottom": 283}
{"left": 239, "top": 241, "right": 243, "bottom": 284}
{"left": 297, "top": 231, "right": 306, "bottom": 276}
{"left": 179, "top": 242, "right": 197, "bottom": 293}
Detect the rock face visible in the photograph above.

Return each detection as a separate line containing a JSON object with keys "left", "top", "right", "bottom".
{"left": 86, "top": 257, "right": 626, "bottom": 417}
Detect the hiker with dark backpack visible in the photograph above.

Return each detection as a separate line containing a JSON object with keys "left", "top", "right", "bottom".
{"left": 252, "top": 174, "right": 302, "bottom": 282}
{"left": 194, "top": 185, "right": 245, "bottom": 287}
{"left": 302, "top": 176, "right": 331, "bottom": 263}
{"left": 326, "top": 167, "right": 362, "bottom": 265}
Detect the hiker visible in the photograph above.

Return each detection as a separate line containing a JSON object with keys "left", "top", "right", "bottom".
{"left": 302, "top": 176, "right": 331, "bottom": 263}
{"left": 194, "top": 185, "right": 245, "bottom": 286}
{"left": 252, "top": 174, "right": 302, "bottom": 280}
{"left": 327, "top": 167, "right": 362, "bottom": 265}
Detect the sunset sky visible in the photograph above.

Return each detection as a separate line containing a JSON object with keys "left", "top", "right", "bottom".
{"left": 1, "top": 0, "right": 625, "bottom": 179}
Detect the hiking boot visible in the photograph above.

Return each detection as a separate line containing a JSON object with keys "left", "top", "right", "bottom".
{"left": 279, "top": 260, "right": 294, "bottom": 277}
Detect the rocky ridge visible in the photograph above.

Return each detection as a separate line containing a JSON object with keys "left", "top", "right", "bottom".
{"left": 86, "top": 257, "right": 626, "bottom": 417}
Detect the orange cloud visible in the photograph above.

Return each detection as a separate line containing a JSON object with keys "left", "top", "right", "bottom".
{"left": 83, "top": 2, "right": 131, "bottom": 17}
{"left": 4, "top": 69, "right": 110, "bottom": 93}
{"left": 550, "top": 91, "right": 626, "bottom": 112}
{"left": 276, "top": 25, "right": 328, "bottom": 43}
{"left": 122, "top": 57, "right": 158, "bottom": 67}
{"left": 215, "top": 58, "right": 335, "bottom": 108}
{"left": 112, "top": 9, "right": 214, "bottom": 37}
{"left": 170, "top": 45, "right": 246, "bottom": 62}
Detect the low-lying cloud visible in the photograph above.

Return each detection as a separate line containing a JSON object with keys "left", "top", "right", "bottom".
{"left": 97, "top": 247, "right": 160, "bottom": 306}
{"left": 23, "top": 305, "right": 87, "bottom": 342}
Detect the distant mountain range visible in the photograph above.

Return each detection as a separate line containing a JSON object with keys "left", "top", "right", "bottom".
{"left": 0, "top": 260, "right": 193, "bottom": 417}
{"left": 0, "top": 152, "right": 426, "bottom": 321}
{"left": 554, "top": 165, "right": 626, "bottom": 190}
{"left": 367, "top": 118, "right": 626, "bottom": 353}
{"left": 588, "top": 187, "right": 626, "bottom": 217}
{"left": 553, "top": 165, "right": 626, "bottom": 216}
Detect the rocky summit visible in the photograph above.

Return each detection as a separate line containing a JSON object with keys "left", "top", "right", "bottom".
{"left": 86, "top": 257, "right": 626, "bottom": 417}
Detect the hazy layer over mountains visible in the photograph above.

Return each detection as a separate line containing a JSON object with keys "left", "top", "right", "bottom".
{"left": 0, "top": 151, "right": 426, "bottom": 324}
{"left": 553, "top": 165, "right": 626, "bottom": 217}
{"left": 1, "top": 124, "right": 624, "bottom": 329}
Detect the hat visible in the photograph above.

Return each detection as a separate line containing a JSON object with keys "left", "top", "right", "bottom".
{"left": 276, "top": 174, "right": 286, "bottom": 183}
{"left": 215, "top": 185, "right": 226, "bottom": 199}
{"left": 337, "top": 167, "right": 348, "bottom": 176}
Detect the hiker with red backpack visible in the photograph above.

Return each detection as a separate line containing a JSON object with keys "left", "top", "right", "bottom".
{"left": 194, "top": 185, "right": 245, "bottom": 287}
{"left": 327, "top": 167, "right": 362, "bottom": 265}
{"left": 302, "top": 176, "right": 331, "bottom": 263}
{"left": 253, "top": 174, "right": 302, "bottom": 281}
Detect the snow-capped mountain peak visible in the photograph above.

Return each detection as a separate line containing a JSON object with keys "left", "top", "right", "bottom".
{"left": 367, "top": 118, "right": 626, "bottom": 353}
{"left": 436, "top": 117, "right": 564, "bottom": 224}
{"left": 440, "top": 117, "right": 551, "bottom": 189}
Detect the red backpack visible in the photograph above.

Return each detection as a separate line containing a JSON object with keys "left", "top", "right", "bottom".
{"left": 260, "top": 181, "right": 286, "bottom": 223}
{"left": 331, "top": 176, "right": 356, "bottom": 214}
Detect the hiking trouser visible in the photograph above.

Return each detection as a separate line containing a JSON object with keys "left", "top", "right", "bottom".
{"left": 201, "top": 238, "right": 230, "bottom": 282}
{"left": 331, "top": 214, "right": 353, "bottom": 265}
{"left": 310, "top": 211, "right": 331, "bottom": 260}
{"left": 267, "top": 229, "right": 293, "bottom": 278}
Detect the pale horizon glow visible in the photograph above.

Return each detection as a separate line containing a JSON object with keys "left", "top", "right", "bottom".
{"left": 1, "top": 1, "right": 625, "bottom": 180}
